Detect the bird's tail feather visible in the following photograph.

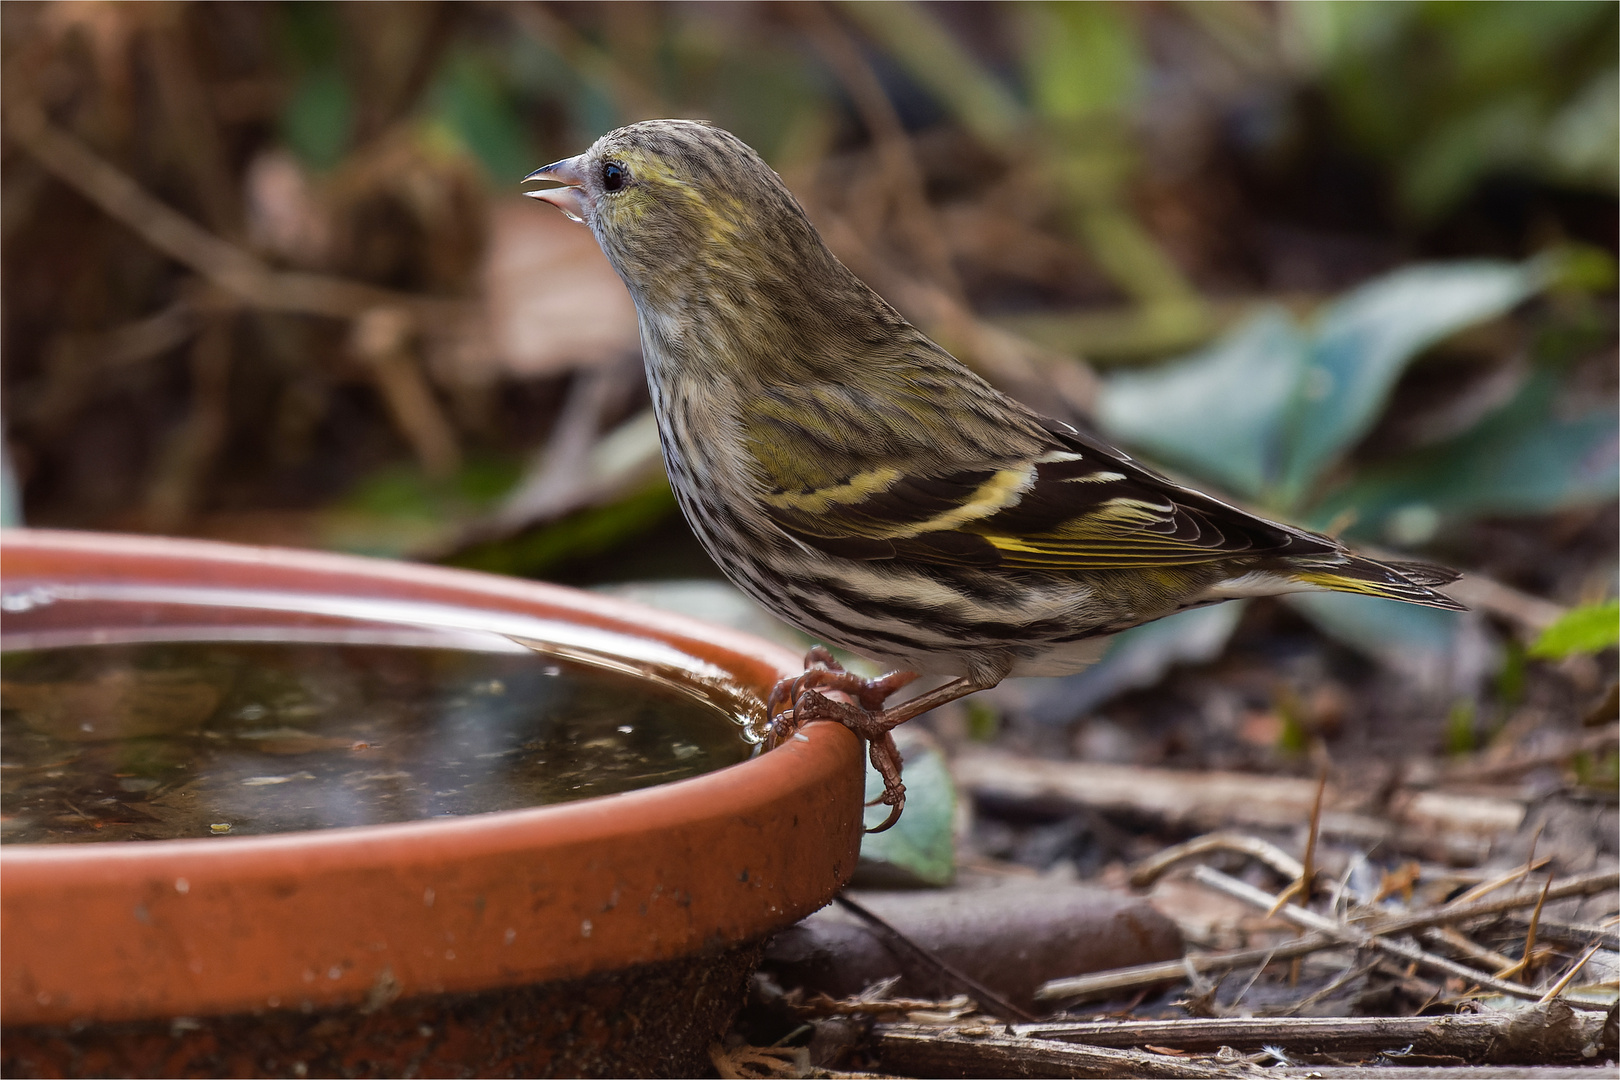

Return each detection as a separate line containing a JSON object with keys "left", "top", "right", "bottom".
{"left": 1380, "top": 558, "right": 1463, "bottom": 589}
{"left": 1290, "top": 555, "right": 1466, "bottom": 611}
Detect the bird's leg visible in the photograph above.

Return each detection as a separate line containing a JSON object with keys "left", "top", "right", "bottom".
{"left": 774, "top": 662, "right": 991, "bottom": 833}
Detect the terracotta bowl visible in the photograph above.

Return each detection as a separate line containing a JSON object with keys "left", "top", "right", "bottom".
{"left": 0, "top": 530, "right": 863, "bottom": 1077}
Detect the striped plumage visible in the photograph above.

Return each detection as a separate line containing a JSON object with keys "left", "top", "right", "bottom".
{"left": 526, "top": 120, "right": 1463, "bottom": 827}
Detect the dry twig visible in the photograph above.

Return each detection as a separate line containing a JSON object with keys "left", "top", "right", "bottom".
{"left": 1496, "top": 876, "right": 1555, "bottom": 981}
{"left": 6, "top": 100, "right": 469, "bottom": 478}
{"left": 1277, "top": 958, "right": 1381, "bottom": 1017}
{"left": 1130, "top": 831, "right": 1304, "bottom": 888}
{"left": 1452, "top": 855, "right": 1553, "bottom": 906}
{"left": 5, "top": 102, "right": 461, "bottom": 322}
{"left": 1539, "top": 943, "right": 1607, "bottom": 1004}
{"left": 1422, "top": 926, "right": 1518, "bottom": 973}
{"left": 1503, "top": 914, "right": 1620, "bottom": 953}
{"left": 871, "top": 1028, "right": 1239, "bottom": 1079}
{"left": 1270, "top": 766, "right": 1328, "bottom": 915}
{"left": 1357, "top": 871, "right": 1617, "bottom": 936}
{"left": 877, "top": 1004, "right": 1613, "bottom": 1077}
{"left": 989, "top": 1002, "right": 1610, "bottom": 1061}
{"left": 1190, "top": 866, "right": 1576, "bottom": 1006}
{"left": 1445, "top": 726, "right": 1620, "bottom": 784}
{"left": 1037, "top": 869, "right": 1619, "bottom": 1004}
{"left": 775, "top": 977, "right": 976, "bottom": 1025}
{"left": 1036, "top": 937, "right": 1349, "bottom": 1004}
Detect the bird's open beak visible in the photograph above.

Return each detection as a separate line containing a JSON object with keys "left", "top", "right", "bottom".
{"left": 523, "top": 156, "right": 590, "bottom": 224}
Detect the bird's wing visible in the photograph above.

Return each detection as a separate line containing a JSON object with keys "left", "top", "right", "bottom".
{"left": 758, "top": 420, "right": 1339, "bottom": 571}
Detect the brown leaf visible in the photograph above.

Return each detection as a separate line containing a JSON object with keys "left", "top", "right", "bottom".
{"left": 476, "top": 199, "right": 639, "bottom": 379}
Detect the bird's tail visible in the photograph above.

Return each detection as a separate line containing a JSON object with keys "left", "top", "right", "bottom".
{"left": 1289, "top": 555, "right": 1466, "bottom": 611}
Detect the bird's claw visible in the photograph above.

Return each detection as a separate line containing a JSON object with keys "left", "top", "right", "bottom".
{"left": 765, "top": 648, "right": 917, "bottom": 832}
{"left": 862, "top": 729, "right": 906, "bottom": 833}
{"left": 764, "top": 646, "right": 843, "bottom": 741}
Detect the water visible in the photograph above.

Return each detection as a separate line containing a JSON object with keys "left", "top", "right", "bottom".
{"left": 0, "top": 639, "right": 759, "bottom": 844}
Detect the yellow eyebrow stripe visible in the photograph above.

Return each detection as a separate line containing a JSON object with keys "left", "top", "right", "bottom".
{"left": 622, "top": 151, "right": 746, "bottom": 241}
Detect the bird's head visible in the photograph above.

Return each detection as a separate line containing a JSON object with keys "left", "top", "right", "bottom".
{"left": 524, "top": 119, "right": 834, "bottom": 309}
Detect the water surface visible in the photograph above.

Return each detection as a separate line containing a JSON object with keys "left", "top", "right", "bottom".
{"left": 1, "top": 638, "right": 757, "bottom": 844}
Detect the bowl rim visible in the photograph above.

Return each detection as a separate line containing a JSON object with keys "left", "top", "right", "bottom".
{"left": 0, "top": 529, "right": 863, "bottom": 1025}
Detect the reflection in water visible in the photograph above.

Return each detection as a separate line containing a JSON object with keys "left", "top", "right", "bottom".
{"left": 1, "top": 640, "right": 756, "bottom": 844}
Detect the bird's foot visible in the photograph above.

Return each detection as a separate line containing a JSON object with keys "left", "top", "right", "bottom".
{"left": 788, "top": 688, "right": 911, "bottom": 833}
{"left": 766, "top": 647, "right": 919, "bottom": 833}
{"left": 765, "top": 646, "right": 918, "bottom": 721}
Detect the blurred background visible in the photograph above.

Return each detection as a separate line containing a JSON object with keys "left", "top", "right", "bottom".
{"left": 2, "top": 1, "right": 1615, "bottom": 804}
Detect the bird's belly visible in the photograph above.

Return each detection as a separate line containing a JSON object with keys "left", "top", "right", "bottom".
{"left": 1004, "top": 635, "right": 1111, "bottom": 677}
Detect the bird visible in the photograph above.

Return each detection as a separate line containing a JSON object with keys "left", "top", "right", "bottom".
{"left": 523, "top": 120, "right": 1463, "bottom": 831}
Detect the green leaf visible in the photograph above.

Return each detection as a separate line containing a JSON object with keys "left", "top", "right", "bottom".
{"left": 858, "top": 729, "right": 955, "bottom": 887}
{"left": 1277, "top": 260, "right": 1549, "bottom": 507}
{"left": 1311, "top": 371, "right": 1619, "bottom": 542}
{"left": 1099, "top": 260, "right": 1550, "bottom": 510}
{"left": 1529, "top": 600, "right": 1620, "bottom": 659}
{"left": 1098, "top": 308, "right": 1303, "bottom": 500}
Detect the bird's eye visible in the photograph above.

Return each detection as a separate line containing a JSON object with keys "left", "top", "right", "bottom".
{"left": 602, "top": 162, "right": 627, "bottom": 192}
